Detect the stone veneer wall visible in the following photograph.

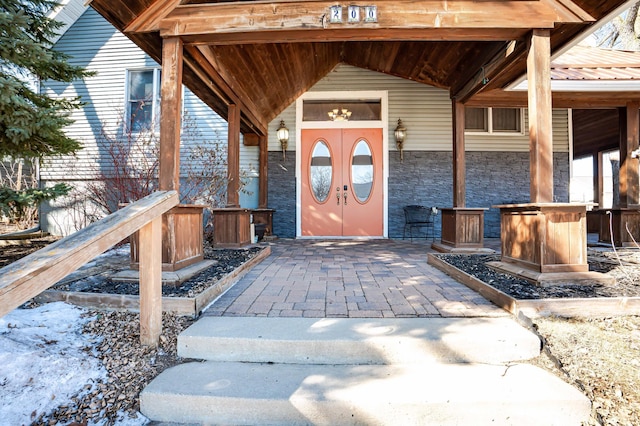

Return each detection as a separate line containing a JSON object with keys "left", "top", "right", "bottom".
{"left": 267, "top": 152, "right": 297, "bottom": 238}
{"left": 268, "top": 151, "right": 569, "bottom": 239}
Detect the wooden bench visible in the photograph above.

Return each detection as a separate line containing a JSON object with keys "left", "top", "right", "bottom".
{"left": 0, "top": 190, "right": 179, "bottom": 346}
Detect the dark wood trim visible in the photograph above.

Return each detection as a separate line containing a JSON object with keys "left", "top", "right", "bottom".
{"left": 227, "top": 104, "right": 241, "bottom": 208}
{"left": 159, "top": 36, "right": 183, "bottom": 191}
{"left": 527, "top": 29, "right": 553, "bottom": 203}
{"left": 259, "top": 135, "right": 268, "bottom": 209}
{"left": 452, "top": 100, "right": 466, "bottom": 208}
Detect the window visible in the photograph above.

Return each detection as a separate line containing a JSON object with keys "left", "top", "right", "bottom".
{"left": 465, "top": 107, "right": 522, "bottom": 134}
{"left": 302, "top": 100, "right": 382, "bottom": 121}
{"left": 127, "top": 69, "right": 161, "bottom": 132}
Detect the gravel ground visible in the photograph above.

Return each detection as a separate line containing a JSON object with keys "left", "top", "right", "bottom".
{"left": 49, "top": 245, "right": 263, "bottom": 297}
{"left": 436, "top": 248, "right": 640, "bottom": 299}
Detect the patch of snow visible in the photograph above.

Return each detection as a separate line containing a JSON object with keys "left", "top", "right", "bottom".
{"left": 0, "top": 302, "right": 147, "bottom": 425}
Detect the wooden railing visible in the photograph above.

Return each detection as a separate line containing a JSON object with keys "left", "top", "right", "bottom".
{"left": 0, "top": 191, "right": 179, "bottom": 346}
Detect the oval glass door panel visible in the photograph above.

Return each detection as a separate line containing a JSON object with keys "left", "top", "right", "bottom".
{"left": 351, "top": 140, "right": 374, "bottom": 202}
{"left": 310, "top": 140, "right": 332, "bottom": 202}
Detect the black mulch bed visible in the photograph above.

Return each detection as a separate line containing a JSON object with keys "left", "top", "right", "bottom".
{"left": 51, "top": 246, "right": 264, "bottom": 297}
{"left": 436, "top": 253, "right": 640, "bottom": 300}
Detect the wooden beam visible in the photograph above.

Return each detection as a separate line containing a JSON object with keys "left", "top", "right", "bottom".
{"left": 528, "top": 29, "right": 554, "bottom": 204}
{"left": 193, "top": 45, "right": 267, "bottom": 134}
{"left": 124, "top": 0, "right": 181, "bottom": 33}
{"left": 183, "top": 45, "right": 267, "bottom": 136}
{"left": 159, "top": 36, "right": 183, "bottom": 191}
{"left": 620, "top": 101, "right": 640, "bottom": 207}
{"left": 452, "top": 100, "right": 466, "bottom": 208}
{"left": 468, "top": 89, "right": 640, "bottom": 109}
{"left": 259, "top": 135, "right": 268, "bottom": 209}
{"left": 594, "top": 152, "right": 602, "bottom": 207}
{"left": 453, "top": 40, "right": 529, "bottom": 103}
{"left": 139, "top": 216, "right": 162, "bottom": 347}
{"left": 181, "top": 28, "right": 529, "bottom": 45}
{"left": 227, "top": 104, "right": 241, "bottom": 208}
{"left": 157, "top": 1, "right": 592, "bottom": 38}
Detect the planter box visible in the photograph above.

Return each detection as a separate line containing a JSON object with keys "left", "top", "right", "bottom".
{"left": 598, "top": 208, "right": 640, "bottom": 247}
{"left": 131, "top": 204, "right": 206, "bottom": 272}
{"left": 212, "top": 208, "right": 251, "bottom": 248}
{"left": 494, "top": 203, "right": 588, "bottom": 273}
{"left": 439, "top": 207, "right": 487, "bottom": 249}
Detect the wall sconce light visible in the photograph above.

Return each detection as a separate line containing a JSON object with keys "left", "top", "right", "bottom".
{"left": 276, "top": 120, "right": 289, "bottom": 160}
{"left": 394, "top": 118, "right": 406, "bottom": 162}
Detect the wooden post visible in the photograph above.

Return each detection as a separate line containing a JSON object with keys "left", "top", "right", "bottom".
{"left": 259, "top": 134, "right": 268, "bottom": 209}
{"left": 227, "top": 104, "right": 240, "bottom": 207}
{"left": 139, "top": 216, "right": 162, "bottom": 347}
{"left": 527, "top": 29, "right": 553, "bottom": 203}
{"left": 159, "top": 36, "right": 183, "bottom": 191}
{"left": 620, "top": 102, "right": 640, "bottom": 207}
{"left": 452, "top": 100, "right": 466, "bottom": 208}
{"left": 593, "top": 151, "right": 601, "bottom": 207}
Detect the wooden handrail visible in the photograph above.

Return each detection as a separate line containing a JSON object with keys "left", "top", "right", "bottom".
{"left": 0, "top": 190, "right": 179, "bottom": 345}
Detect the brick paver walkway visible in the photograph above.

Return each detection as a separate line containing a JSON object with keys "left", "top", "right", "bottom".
{"left": 204, "top": 239, "right": 508, "bottom": 318}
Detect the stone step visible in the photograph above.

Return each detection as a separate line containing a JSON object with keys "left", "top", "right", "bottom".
{"left": 141, "top": 361, "right": 591, "bottom": 425}
{"left": 178, "top": 317, "right": 541, "bottom": 365}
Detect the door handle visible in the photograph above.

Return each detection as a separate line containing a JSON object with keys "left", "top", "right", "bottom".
{"left": 336, "top": 187, "right": 340, "bottom": 205}
{"left": 343, "top": 191, "right": 348, "bottom": 205}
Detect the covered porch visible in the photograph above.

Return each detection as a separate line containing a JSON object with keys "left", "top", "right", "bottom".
{"left": 82, "top": 0, "right": 635, "bottom": 342}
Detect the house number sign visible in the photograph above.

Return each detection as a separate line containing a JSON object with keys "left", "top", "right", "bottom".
{"left": 330, "top": 5, "right": 377, "bottom": 23}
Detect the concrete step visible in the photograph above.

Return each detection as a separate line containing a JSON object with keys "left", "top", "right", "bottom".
{"left": 178, "top": 317, "right": 541, "bottom": 365}
{"left": 141, "top": 361, "right": 591, "bottom": 425}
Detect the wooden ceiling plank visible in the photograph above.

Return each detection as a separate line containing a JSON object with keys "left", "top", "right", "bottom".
{"left": 124, "top": 0, "right": 182, "bottom": 33}
{"left": 382, "top": 42, "right": 402, "bottom": 73}
{"left": 197, "top": 45, "right": 267, "bottom": 126}
{"left": 184, "top": 45, "right": 268, "bottom": 135}
{"left": 265, "top": 43, "right": 342, "bottom": 122}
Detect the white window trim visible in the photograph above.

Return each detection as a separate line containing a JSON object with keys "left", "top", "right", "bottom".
{"left": 124, "top": 68, "right": 162, "bottom": 133}
{"left": 465, "top": 107, "right": 525, "bottom": 136}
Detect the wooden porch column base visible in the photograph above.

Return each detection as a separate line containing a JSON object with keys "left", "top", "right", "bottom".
{"left": 586, "top": 209, "right": 602, "bottom": 234}
{"left": 131, "top": 204, "right": 206, "bottom": 272}
{"left": 493, "top": 203, "right": 613, "bottom": 285}
{"left": 251, "top": 208, "right": 276, "bottom": 239}
{"left": 598, "top": 208, "right": 640, "bottom": 247}
{"left": 486, "top": 260, "right": 614, "bottom": 287}
{"left": 431, "top": 208, "right": 493, "bottom": 253}
{"left": 212, "top": 208, "right": 252, "bottom": 247}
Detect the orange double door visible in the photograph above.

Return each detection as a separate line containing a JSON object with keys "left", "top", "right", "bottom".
{"left": 301, "top": 128, "right": 384, "bottom": 237}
